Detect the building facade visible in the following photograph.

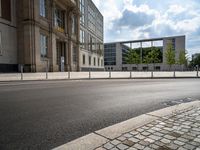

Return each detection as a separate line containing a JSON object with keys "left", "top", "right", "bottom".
{"left": 0, "top": 0, "right": 104, "bottom": 72}
{"left": 79, "top": 0, "right": 104, "bottom": 71}
{"left": 0, "top": 0, "right": 18, "bottom": 72}
{"left": 104, "top": 36, "right": 186, "bottom": 71}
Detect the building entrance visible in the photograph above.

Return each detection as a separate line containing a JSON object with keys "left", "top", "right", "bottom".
{"left": 56, "top": 41, "right": 66, "bottom": 72}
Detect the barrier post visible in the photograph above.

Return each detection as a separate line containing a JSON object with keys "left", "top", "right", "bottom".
{"left": 21, "top": 65, "right": 23, "bottom": 80}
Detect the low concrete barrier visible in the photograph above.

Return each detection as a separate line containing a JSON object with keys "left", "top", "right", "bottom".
{"left": 153, "top": 72, "right": 174, "bottom": 78}
{"left": 175, "top": 71, "right": 197, "bottom": 77}
{"left": 23, "top": 73, "right": 46, "bottom": 80}
{"left": 111, "top": 72, "right": 130, "bottom": 78}
{"left": 0, "top": 73, "right": 21, "bottom": 81}
{"left": 91, "top": 72, "right": 109, "bottom": 79}
{"left": 132, "top": 72, "right": 152, "bottom": 78}
{"left": 70, "top": 72, "right": 89, "bottom": 79}
{"left": 0, "top": 71, "right": 199, "bottom": 81}
{"left": 47, "top": 72, "right": 68, "bottom": 80}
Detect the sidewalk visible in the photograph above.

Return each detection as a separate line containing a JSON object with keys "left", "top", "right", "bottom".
{"left": 53, "top": 101, "right": 200, "bottom": 150}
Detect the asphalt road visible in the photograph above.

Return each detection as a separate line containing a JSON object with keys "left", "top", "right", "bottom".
{"left": 0, "top": 79, "right": 200, "bottom": 150}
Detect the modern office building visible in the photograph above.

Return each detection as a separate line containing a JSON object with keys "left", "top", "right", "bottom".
{"left": 0, "top": 0, "right": 104, "bottom": 72}
{"left": 79, "top": 0, "right": 104, "bottom": 71}
{"left": 104, "top": 35, "right": 186, "bottom": 71}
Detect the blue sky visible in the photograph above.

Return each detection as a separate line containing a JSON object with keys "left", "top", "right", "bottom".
{"left": 92, "top": 0, "right": 200, "bottom": 57}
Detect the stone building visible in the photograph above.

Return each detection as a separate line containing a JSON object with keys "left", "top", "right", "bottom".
{"left": 79, "top": 0, "right": 104, "bottom": 71}
{"left": 0, "top": 0, "right": 104, "bottom": 72}
{"left": 0, "top": 0, "right": 18, "bottom": 72}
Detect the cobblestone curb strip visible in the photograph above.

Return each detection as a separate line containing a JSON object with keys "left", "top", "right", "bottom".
{"left": 53, "top": 101, "right": 200, "bottom": 150}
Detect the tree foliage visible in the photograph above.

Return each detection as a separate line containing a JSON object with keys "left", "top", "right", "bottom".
{"left": 124, "top": 49, "right": 140, "bottom": 64}
{"left": 178, "top": 51, "right": 188, "bottom": 65}
{"left": 190, "top": 54, "right": 200, "bottom": 68}
{"left": 143, "top": 47, "right": 162, "bottom": 64}
{"left": 165, "top": 43, "right": 175, "bottom": 66}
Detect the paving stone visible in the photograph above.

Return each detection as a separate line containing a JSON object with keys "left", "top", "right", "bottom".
{"left": 174, "top": 140, "right": 185, "bottom": 146}
{"left": 165, "top": 143, "right": 179, "bottom": 150}
{"left": 127, "top": 148, "right": 137, "bottom": 150}
{"left": 123, "top": 133, "right": 133, "bottom": 138}
{"left": 104, "top": 143, "right": 114, "bottom": 149}
{"left": 177, "top": 147, "right": 187, "bottom": 150}
{"left": 144, "top": 138, "right": 155, "bottom": 143}
{"left": 149, "top": 135, "right": 162, "bottom": 141}
{"left": 169, "top": 132, "right": 182, "bottom": 138}
{"left": 183, "top": 144, "right": 195, "bottom": 150}
{"left": 149, "top": 144, "right": 159, "bottom": 149}
{"left": 190, "top": 141, "right": 200, "bottom": 146}
{"left": 133, "top": 143, "right": 145, "bottom": 150}
{"left": 135, "top": 134, "right": 145, "bottom": 140}
{"left": 163, "top": 127, "right": 174, "bottom": 131}
{"left": 141, "top": 131, "right": 151, "bottom": 136}
{"left": 160, "top": 138, "right": 171, "bottom": 144}
{"left": 110, "top": 148, "right": 118, "bottom": 150}
{"left": 123, "top": 139, "right": 135, "bottom": 147}
{"left": 144, "top": 147, "right": 154, "bottom": 150}
{"left": 128, "top": 137, "right": 139, "bottom": 143}
{"left": 177, "top": 137, "right": 189, "bottom": 143}
{"left": 117, "top": 143, "right": 129, "bottom": 150}
{"left": 194, "top": 138, "right": 200, "bottom": 143}
{"left": 154, "top": 141, "right": 165, "bottom": 146}
{"left": 139, "top": 140, "right": 150, "bottom": 146}
{"left": 111, "top": 139, "right": 121, "bottom": 145}
{"left": 136, "top": 128, "right": 144, "bottom": 132}
{"left": 164, "top": 135, "right": 176, "bottom": 140}
{"left": 117, "top": 136, "right": 127, "bottom": 142}
{"left": 152, "top": 127, "right": 162, "bottom": 131}
{"left": 153, "top": 132, "right": 164, "bottom": 137}
{"left": 147, "top": 129, "right": 156, "bottom": 133}
{"left": 142, "top": 126, "right": 149, "bottom": 130}
{"left": 130, "top": 131, "right": 138, "bottom": 136}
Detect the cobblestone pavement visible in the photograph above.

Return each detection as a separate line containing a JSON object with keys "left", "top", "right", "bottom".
{"left": 96, "top": 107, "right": 200, "bottom": 150}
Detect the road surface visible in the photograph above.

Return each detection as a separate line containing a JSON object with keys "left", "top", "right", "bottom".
{"left": 0, "top": 79, "right": 200, "bottom": 150}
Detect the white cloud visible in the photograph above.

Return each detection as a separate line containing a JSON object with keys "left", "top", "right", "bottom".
{"left": 168, "top": 5, "right": 186, "bottom": 14}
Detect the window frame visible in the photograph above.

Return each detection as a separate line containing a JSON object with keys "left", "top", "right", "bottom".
{"left": 82, "top": 54, "right": 85, "bottom": 65}
{"left": 40, "top": 0, "right": 47, "bottom": 18}
{"left": 40, "top": 34, "right": 48, "bottom": 59}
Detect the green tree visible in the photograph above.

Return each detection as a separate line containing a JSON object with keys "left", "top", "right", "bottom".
{"left": 143, "top": 47, "right": 162, "bottom": 70}
{"left": 178, "top": 50, "right": 188, "bottom": 71}
{"left": 125, "top": 49, "right": 140, "bottom": 70}
{"left": 165, "top": 43, "right": 175, "bottom": 70}
{"left": 190, "top": 54, "right": 200, "bottom": 69}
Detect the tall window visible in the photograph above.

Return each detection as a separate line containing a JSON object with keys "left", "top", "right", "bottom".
{"left": 0, "top": 0, "right": 11, "bottom": 21}
{"left": 0, "top": 31, "right": 2, "bottom": 55}
{"left": 89, "top": 56, "right": 91, "bottom": 66}
{"left": 55, "top": 7, "right": 65, "bottom": 31}
{"left": 40, "top": 34, "right": 48, "bottom": 58}
{"left": 72, "top": 14, "right": 76, "bottom": 34}
{"left": 93, "top": 57, "right": 96, "bottom": 66}
{"left": 80, "top": 29, "right": 85, "bottom": 48}
{"left": 40, "top": 0, "right": 47, "bottom": 18}
{"left": 82, "top": 54, "right": 85, "bottom": 65}
{"left": 79, "top": 0, "right": 85, "bottom": 25}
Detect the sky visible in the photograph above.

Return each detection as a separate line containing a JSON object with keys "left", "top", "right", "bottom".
{"left": 92, "top": 0, "right": 200, "bottom": 57}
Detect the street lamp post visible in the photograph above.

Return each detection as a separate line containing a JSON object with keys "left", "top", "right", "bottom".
{"left": 197, "top": 65, "right": 199, "bottom": 77}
